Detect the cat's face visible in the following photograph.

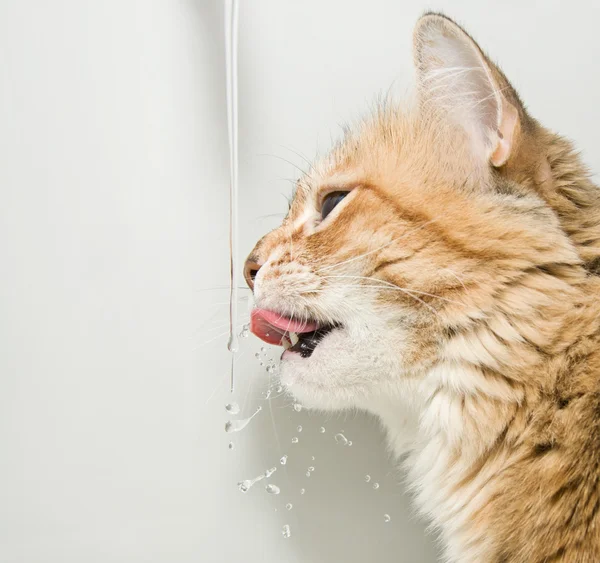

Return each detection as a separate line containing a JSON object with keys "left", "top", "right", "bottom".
{"left": 245, "top": 15, "right": 578, "bottom": 411}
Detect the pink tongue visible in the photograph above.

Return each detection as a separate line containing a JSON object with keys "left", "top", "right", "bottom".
{"left": 250, "top": 309, "right": 319, "bottom": 346}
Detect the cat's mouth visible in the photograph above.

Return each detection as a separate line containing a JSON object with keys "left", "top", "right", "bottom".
{"left": 250, "top": 308, "right": 339, "bottom": 358}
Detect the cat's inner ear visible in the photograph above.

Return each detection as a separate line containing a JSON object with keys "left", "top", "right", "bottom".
{"left": 413, "top": 14, "right": 519, "bottom": 167}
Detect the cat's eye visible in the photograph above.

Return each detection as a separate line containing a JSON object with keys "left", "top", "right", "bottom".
{"left": 321, "top": 191, "right": 349, "bottom": 221}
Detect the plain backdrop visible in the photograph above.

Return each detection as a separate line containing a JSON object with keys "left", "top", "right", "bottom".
{"left": 1, "top": 1, "right": 600, "bottom": 562}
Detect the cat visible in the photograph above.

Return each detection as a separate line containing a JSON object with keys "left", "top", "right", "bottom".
{"left": 244, "top": 13, "right": 600, "bottom": 562}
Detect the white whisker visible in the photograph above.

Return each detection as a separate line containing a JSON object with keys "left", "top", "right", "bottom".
{"left": 320, "top": 275, "right": 465, "bottom": 306}
{"left": 316, "top": 218, "right": 439, "bottom": 273}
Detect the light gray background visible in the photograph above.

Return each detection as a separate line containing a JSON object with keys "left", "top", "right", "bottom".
{"left": 1, "top": 1, "right": 599, "bottom": 562}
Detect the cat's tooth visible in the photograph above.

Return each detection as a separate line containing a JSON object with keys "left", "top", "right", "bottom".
{"left": 282, "top": 338, "right": 291, "bottom": 350}
{"left": 289, "top": 332, "right": 299, "bottom": 346}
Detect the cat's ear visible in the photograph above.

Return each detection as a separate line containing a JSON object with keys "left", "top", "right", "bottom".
{"left": 413, "top": 13, "right": 523, "bottom": 167}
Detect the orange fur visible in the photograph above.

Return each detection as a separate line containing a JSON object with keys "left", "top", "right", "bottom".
{"left": 246, "top": 13, "right": 600, "bottom": 562}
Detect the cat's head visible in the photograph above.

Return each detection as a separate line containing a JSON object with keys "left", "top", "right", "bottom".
{"left": 245, "top": 14, "right": 588, "bottom": 411}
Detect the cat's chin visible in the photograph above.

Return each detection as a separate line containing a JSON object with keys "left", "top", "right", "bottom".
{"left": 277, "top": 326, "right": 403, "bottom": 412}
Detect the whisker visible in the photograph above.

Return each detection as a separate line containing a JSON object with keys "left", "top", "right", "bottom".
{"left": 316, "top": 218, "right": 440, "bottom": 273}
{"left": 278, "top": 144, "right": 316, "bottom": 172}
{"left": 256, "top": 153, "right": 307, "bottom": 176}
{"left": 197, "top": 314, "right": 250, "bottom": 335}
{"left": 320, "top": 275, "right": 464, "bottom": 305}
{"left": 196, "top": 286, "right": 251, "bottom": 292}
{"left": 297, "top": 285, "right": 443, "bottom": 316}
{"left": 439, "top": 268, "right": 468, "bottom": 292}
{"left": 197, "top": 320, "right": 249, "bottom": 347}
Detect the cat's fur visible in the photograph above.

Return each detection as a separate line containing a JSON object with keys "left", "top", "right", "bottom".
{"left": 245, "top": 13, "right": 600, "bottom": 562}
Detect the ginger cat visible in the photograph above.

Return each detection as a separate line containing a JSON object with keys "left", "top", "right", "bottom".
{"left": 245, "top": 13, "right": 600, "bottom": 562}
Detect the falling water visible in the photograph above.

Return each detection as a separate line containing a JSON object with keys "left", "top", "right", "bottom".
{"left": 224, "top": 406, "right": 262, "bottom": 433}
{"left": 265, "top": 484, "right": 280, "bottom": 495}
{"left": 238, "top": 473, "right": 264, "bottom": 493}
{"left": 224, "top": 0, "right": 239, "bottom": 393}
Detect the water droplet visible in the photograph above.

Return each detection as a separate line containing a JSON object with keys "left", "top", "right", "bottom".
{"left": 264, "top": 389, "right": 272, "bottom": 399}
{"left": 286, "top": 503, "right": 293, "bottom": 511}
{"left": 282, "top": 524, "right": 291, "bottom": 539}
{"left": 255, "top": 352, "right": 260, "bottom": 359}
{"left": 384, "top": 514, "right": 391, "bottom": 523}
{"left": 225, "top": 406, "right": 262, "bottom": 433}
{"left": 265, "top": 484, "right": 280, "bottom": 495}
{"left": 308, "top": 466, "right": 314, "bottom": 472}
{"left": 305, "top": 472, "right": 311, "bottom": 477}
{"left": 266, "top": 365, "right": 275, "bottom": 374}
{"left": 260, "top": 347, "right": 266, "bottom": 353}
{"left": 280, "top": 455, "right": 288, "bottom": 465}
{"left": 365, "top": 475, "right": 371, "bottom": 483}
{"left": 311, "top": 456, "right": 315, "bottom": 461}
{"left": 334, "top": 433, "right": 349, "bottom": 445}
{"left": 293, "top": 403, "right": 302, "bottom": 412}
{"left": 240, "top": 324, "right": 249, "bottom": 338}
{"left": 300, "top": 488, "right": 305, "bottom": 495}
{"left": 264, "top": 467, "right": 277, "bottom": 478}
{"left": 291, "top": 437, "right": 299, "bottom": 444}
{"left": 228, "top": 442, "right": 234, "bottom": 450}
{"left": 259, "top": 361, "right": 263, "bottom": 366}
{"left": 319, "top": 427, "right": 326, "bottom": 433}
{"left": 348, "top": 441, "right": 353, "bottom": 446}
{"left": 276, "top": 385, "right": 283, "bottom": 393}
{"left": 373, "top": 482, "right": 380, "bottom": 490}
{"left": 297, "top": 425, "right": 303, "bottom": 432}
{"left": 225, "top": 402, "right": 240, "bottom": 415}
{"left": 237, "top": 473, "right": 265, "bottom": 492}
{"left": 227, "top": 335, "right": 239, "bottom": 354}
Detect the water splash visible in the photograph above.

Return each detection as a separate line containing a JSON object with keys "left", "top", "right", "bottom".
{"left": 280, "top": 455, "right": 288, "bottom": 465}
{"left": 240, "top": 324, "right": 249, "bottom": 338}
{"left": 225, "top": 402, "right": 240, "bottom": 415}
{"left": 265, "top": 484, "right": 280, "bottom": 495}
{"left": 264, "top": 467, "right": 277, "bottom": 478}
{"left": 225, "top": 406, "right": 262, "bottom": 433}
{"left": 334, "top": 433, "right": 349, "bottom": 445}
{"left": 282, "top": 524, "right": 291, "bottom": 539}
{"left": 238, "top": 473, "right": 265, "bottom": 493}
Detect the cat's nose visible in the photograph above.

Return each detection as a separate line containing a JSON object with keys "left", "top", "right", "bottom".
{"left": 244, "top": 257, "right": 262, "bottom": 291}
